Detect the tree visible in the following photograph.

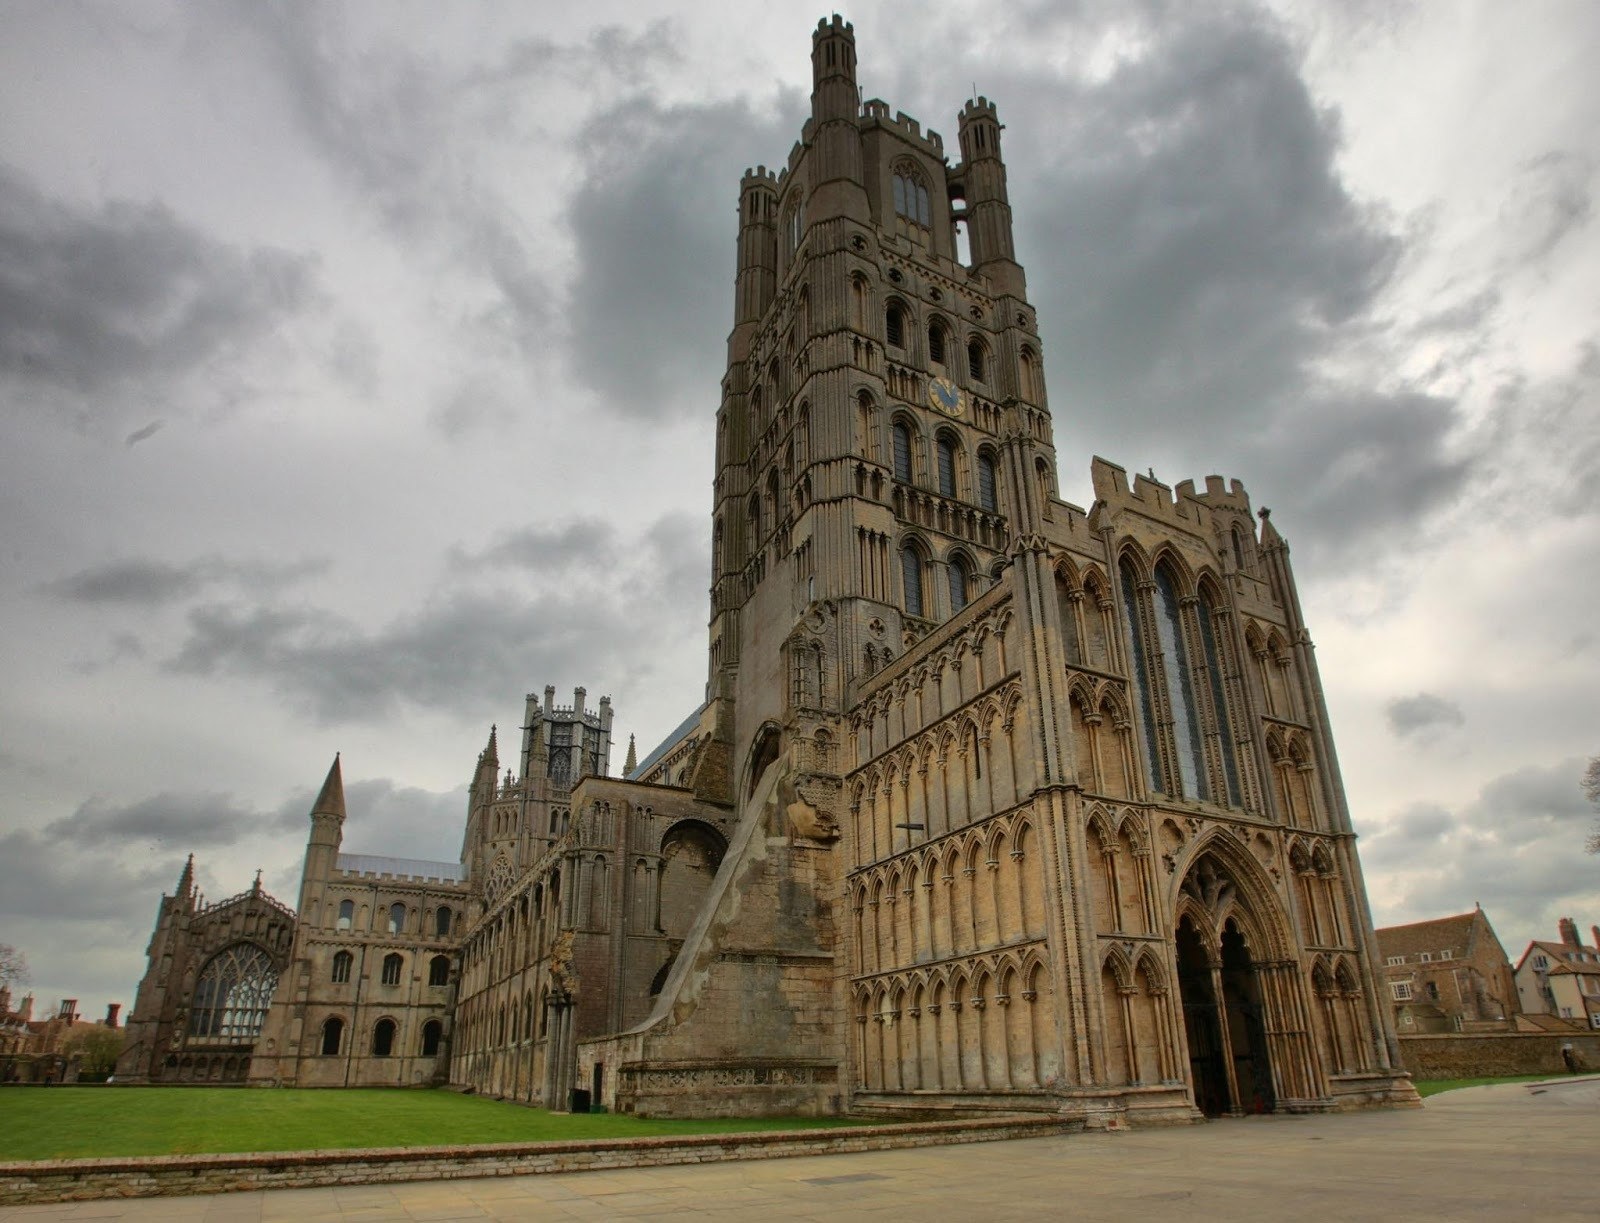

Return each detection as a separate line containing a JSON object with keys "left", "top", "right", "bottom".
{"left": 0, "top": 943, "right": 29, "bottom": 992}
{"left": 1586, "top": 756, "right": 1600, "bottom": 855}
{"left": 62, "top": 1024, "right": 125, "bottom": 1080}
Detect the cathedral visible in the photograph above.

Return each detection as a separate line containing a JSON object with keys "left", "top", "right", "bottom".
{"left": 117, "top": 16, "right": 1418, "bottom": 1124}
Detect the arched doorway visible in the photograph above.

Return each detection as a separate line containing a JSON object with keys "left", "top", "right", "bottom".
{"left": 1173, "top": 851, "right": 1290, "bottom": 1116}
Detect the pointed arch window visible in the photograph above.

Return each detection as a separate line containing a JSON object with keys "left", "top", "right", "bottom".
{"left": 1197, "top": 588, "right": 1244, "bottom": 807}
{"left": 428, "top": 955, "right": 450, "bottom": 987}
{"left": 936, "top": 433, "right": 957, "bottom": 497}
{"left": 421, "top": 1019, "right": 443, "bottom": 1057}
{"left": 337, "top": 900, "right": 353, "bottom": 931}
{"left": 1119, "top": 560, "right": 1164, "bottom": 796}
{"left": 901, "top": 545, "right": 925, "bottom": 618}
{"left": 892, "top": 166, "right": 932, "bottom": 228}
{"left": 1153, "top": 565, "right": 1207, "bottom": 800}
{"left": 372, "top": 1018, "right": 396, "bottom": 1057}
{"left": 189, "top": 943, "right": 278, "bottom": 1040}
{"left": 320, "top": 1016, "right": 344, "bottom": 1056}
{"left": 928, "top": 320, "right": 946, "bottom": 366}
{"left": 948, "top": 555, "right": 971, "bottom": 613}
{"left": 381, "top": 952, "right": 403, "bottom": 987}
{"left": 967, "top": 337, "right": 986, "bottom": 382}
{"left": 892, "top": 421, "right": 913, "bottom": 483}
{"left": 387, "top": 902, "right": 406, "bottom": 935}
{"left": 977, "top": 450, "right": 998, "bottom": 512}
{"left": 435, "top": 906, "right": 452, "bottom": 937}
{"left": 331, "top": 951, "right": 352, "bottom": 984}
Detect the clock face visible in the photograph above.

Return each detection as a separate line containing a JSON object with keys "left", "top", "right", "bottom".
{"left": 928, "top": 376, "right": 964, "bottom": 417}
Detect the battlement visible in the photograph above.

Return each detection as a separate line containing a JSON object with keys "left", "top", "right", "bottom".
{"left": 860, "top": 98, "right": 945, "bottom": 157}
{"left": 814, "top": 13, "right": 853, "bottom": 37}
{"left": 741, "top": 165, "right": 780, "bottom": 192}
{"left": 961, "top": 96, "right": 1000, "bottom": 121}
{"left": 1090, "top": 456, "right": 1255, "bottom": 529}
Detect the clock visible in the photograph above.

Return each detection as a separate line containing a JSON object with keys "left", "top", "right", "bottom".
{"left": 928, "top": 376, "right": 964, "bottom": 417}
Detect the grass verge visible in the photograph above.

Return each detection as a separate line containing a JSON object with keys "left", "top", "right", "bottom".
{"left": 1414, "top": 1074, "right": 1559, "bottom": 1098}
{"left": 0, "top": 1088, "right": 867, "bottom": 1161}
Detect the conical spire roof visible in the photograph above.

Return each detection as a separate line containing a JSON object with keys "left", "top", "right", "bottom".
{"left": 175, "top": 853, "right": 195, "bottom": 898}
{"left": 624, "top": 733, "right": 638, "bottom": 775}
{"left": 311, "top": 753, "right": 345, "bottom": 821}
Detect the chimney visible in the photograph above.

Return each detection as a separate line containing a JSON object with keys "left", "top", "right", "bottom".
{"left": 1558, "top": 917, "right": 1581, "bottom": 947}
{"left": 105, "top": 1002, "right": 121, "bottom": 1028}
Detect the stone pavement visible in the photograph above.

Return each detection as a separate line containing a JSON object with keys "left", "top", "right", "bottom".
{"left": 3, "top": 1079, "right": 1596, "bottom": 1222}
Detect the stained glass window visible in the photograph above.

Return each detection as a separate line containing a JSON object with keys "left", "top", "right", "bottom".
{"left": 189, "top": 943, "right": 277, "bottom": 1040}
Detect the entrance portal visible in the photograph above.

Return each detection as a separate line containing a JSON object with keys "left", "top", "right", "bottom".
{"left": 1174, "top": 854, "right": 1281, "bottom": 1116}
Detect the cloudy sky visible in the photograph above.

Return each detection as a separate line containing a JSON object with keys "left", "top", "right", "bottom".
{"left": 2, "top": 0, "right": 1596, "bottom": 1017}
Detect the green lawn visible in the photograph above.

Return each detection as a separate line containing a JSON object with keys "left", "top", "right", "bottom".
{"left": 1414, "top": 1074, "right": 1558, "bottom": 1098}
{"left": 0, "top": 1088, "right": 867, "bottom": 1161}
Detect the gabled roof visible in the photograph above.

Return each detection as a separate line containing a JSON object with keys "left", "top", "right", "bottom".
{"left": 1375, "top": 911, "right": 1482, "bottom": 961}
{"left": 628, "top": 704, "right": 706, "bottom": 781}
{"left": 1514, "top": 939, "right": 1600, "bottom": 974}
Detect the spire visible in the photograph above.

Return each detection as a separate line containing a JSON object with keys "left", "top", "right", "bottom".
{"left": 252, "top": 868, "right": 262, "bottom": 894}
{"left": 483, "top": 724, "right": 499, "bottom": 764}
{"left": 624, "top": 733, "right": 638, "bottom": 776}
{"left": 311, "top": 753, "right": 346, "bottom": 821}
{"left": 1257, "top": 505, "right": 1284, "bottom": 549}
{"left": 175, "top": 853, "right": 195, "bottom": 899}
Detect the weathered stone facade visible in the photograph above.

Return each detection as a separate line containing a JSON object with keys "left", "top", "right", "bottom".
{"left": 120, "top": 16, "right": 1416, "bottom": 1123}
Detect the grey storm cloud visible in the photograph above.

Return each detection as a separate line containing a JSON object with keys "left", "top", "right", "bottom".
{"left": 1385, "top": 692, "right": 1466, "bottom": 738}
{"left": 0, "top": 165, "right": 318, "bottom": 425}
{"left": 450, "top": 519, "right": 617, "bottom": 572}
{"left": 564, "top": 93, "right": 806, "bottom": 420}
{"left": 45, "top": 555, "right": 329, "bottom": 607}
{"left": 165, "top": 512, "right": 707, "bottom": 722}
{"left": 1361, "top": 758, "right": 1596, "bottom": 947}
{"left": 45, "top": 791, "right": 270, "bottom": 849}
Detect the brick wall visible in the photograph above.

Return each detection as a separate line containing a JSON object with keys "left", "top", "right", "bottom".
{"left": 1398, "top": 1032, "right": 1600, "bottom": 1079}
{"left": 0, "top": 1116, "right": 1075, "bottom": 1206}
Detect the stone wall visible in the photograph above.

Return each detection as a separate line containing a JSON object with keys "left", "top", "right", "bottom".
{"left": 0, "top": 1116, "right": 1075, "bottom": 1206}
{"left": 1398, "top": 1032, "right": 1600, "bottom": 1079}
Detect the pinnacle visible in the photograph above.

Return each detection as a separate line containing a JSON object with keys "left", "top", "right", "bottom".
{"left": 624, "top": 733, "right": 638, "bottom": 776}
{"left": 311, "top": 753, "right": 346, "bottom": 821}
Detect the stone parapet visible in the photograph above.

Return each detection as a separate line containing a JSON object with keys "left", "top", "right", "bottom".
{"left": 0, "top": 1116, "right": 1074, "bottom": 1206}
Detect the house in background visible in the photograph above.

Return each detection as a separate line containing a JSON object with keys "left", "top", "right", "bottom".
{"left": 1374, "top": 907, "right": 1517, "bottom": 1034}
{"left": 1513, "top": 919, "right": 1600, "bottom": 1030}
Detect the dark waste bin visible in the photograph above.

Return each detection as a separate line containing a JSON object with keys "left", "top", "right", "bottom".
{"left": 569, "top": 1088, "right": 591, "bottom": 1113}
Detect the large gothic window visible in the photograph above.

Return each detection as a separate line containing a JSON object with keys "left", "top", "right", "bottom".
{"left": 189, "top": 943, "right": 278, "bottom": 1040}
{"left": 1153, "top": 564, "right": 1206, "bottom": 799}
{"left": 892, "top": 165, "right": 931, "bottom": 228}
{"left": 1119, "top": 559, "right": 1164, "bottom": 796}
{"left": 1197, "top": 587, "right": 1244, "bottom": 807}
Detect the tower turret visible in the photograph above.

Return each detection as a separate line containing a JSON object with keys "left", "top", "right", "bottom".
{"left": 734, "top": 167, "right": 779, "bottom": 332}
{"left": 808, "top": 15, "right": 867, "bottom": 223}
{"left": 299, "top": 754, "right": 345, "bottom": 910}
{"left": 956, "top": 97, "right": 1024, "bottom": 297}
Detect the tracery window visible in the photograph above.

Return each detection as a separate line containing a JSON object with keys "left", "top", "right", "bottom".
{"left": 188, "top": 943, "right": 277, "bottom": 1040}
{"left": 1153, "top": 564, "right": 1206, "bottom": 799}
{"left": 892, "top": 164, "right": 932, "bottom": 228}
{"left": 1197, "top": 587, "right": 1244, "bottom": 806}
{"left": 381, "top": 952, "right": 403, "bottom": 987}
{"left": 331, "top": 950, "right": 352, "bottom": 984}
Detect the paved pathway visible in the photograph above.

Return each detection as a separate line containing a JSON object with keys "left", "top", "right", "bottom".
{"left": 4, "top": 1079, "right": 1596, "bottom": 1221}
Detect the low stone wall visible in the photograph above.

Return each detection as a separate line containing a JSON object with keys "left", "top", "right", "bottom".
{"left": 1399, "top": 1032, "right": 1600, "bottom": 1079}
{"left": 0, "top": 1115, "right": 1077, "bottom": 1206}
